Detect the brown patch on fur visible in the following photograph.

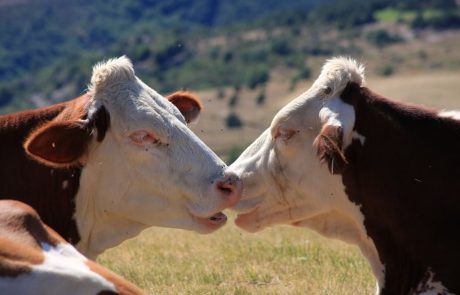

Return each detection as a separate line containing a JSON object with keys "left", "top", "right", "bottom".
{"left": 313, "top": 124, "right": 347, "bottom": 174}
{"left": 0, "top": 200, "right": 55, "bottom": 277}
{"left": 86, "top": 260, "right": 145, "bottom": 295}
{"left": 167, "top": 91, "right": 202, "bottom": 123}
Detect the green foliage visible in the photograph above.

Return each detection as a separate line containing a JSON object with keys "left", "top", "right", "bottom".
{"left": 411, "top": 10, "right": 460, "bottom": 29}
{"left": 377, "top": 64, "right": 395, "bottom": 76}
{"left": 225, "top": 112, "right": 243, "bottom": 128}
{"left": 0, "top": 88, "right": 13, "bottom": 107}
{"left": 246, "top": 65, "right": 270, "bottom": 89}
{"left": 365, "top": 29, "right": 404, "bottom": 47}
{"left": 270, "top": 39, "right": 292, "bottom": 56}
{"left": 256, "top": 89, "right": 267, "bottom": 105}
{"left": 217, "top": 88, "right": 226, "bottom": 99}
{"left": 0, "top": 0, "right": 458, "bottom": 113}
{"left": 290, "top": 65, "right": 311, "bottom": 90}
{"left": 226, "top": 145, "right": 247, "bottom": 164}
{"left": 228, "top": 91, "right": 240, "bottom": 107}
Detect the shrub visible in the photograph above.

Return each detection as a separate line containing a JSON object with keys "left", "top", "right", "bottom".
{"left": 377, "top": 64, "right": 395, "bottom": 76}
{"left": 226, "top": 145, "right": 247, "bottom": 165}
{"left": 246, "top": 65, "right": 270, "bottom": 89}
{"left": 270, "top": 39, "right": 292, "bottom": 56}
{"left": 256, "top": 89, "right": 266, "bottom": 105}
{"left": 226, "top": 112, "right": 243, "bottom": 129}
{"left": 217, "top": 88, "right": 226, "bottom": 99}
{"left": 365, "top": 29, "right": 404, "bottom": 47}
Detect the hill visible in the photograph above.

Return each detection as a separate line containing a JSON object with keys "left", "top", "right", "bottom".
{"left": 0, "top": 0, "right": 459, "bottom": 116}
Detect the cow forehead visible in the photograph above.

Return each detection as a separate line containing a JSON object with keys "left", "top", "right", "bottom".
{"left": 92, "top": 78, "right": 186, "bottom": 132}
{"left": 88, "top": 56, "right": 186, "bottom": 126}
{"left": 271, "top": 91, "right": 322, "bottom": 130}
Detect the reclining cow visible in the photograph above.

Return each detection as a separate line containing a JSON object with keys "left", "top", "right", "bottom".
{"left": 229, "top": 57, "right": 460, "bottom": 294}
{"left": 0, "top": 199, "right": 145, "bottom": 295}
{"left": 0, "top": 56, "right": 242, "bottom": 259}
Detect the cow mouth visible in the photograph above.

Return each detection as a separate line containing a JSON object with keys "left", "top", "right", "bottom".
{"left": 193, "top": 211, "right": 228, "bottom": 230}
{"left": 207, "top": 212, "right": 227, "bottom": 224}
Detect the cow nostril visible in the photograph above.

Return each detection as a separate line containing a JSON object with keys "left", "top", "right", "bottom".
{"left": 214, "top": 173, "right": 243, "bottom": 207}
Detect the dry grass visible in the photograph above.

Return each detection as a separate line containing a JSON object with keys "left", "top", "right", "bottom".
{"left": 98, "top": 218, "right": 375, "bottom": 295}
{"left": 98, "top": 71, "right": 459, "bottom": 294}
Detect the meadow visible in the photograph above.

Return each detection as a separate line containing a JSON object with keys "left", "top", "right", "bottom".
{"left": 98, "top": 71, "right": 460, "bottom": 294}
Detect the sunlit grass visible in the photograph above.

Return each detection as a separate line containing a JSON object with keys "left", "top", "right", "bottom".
{"left": 98, "top": 214, "right": 375, "bottom": 294}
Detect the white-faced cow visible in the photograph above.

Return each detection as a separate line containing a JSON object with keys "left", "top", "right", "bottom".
{"left": 0, "top": 200, "right": 145, "bottom": 295}
{"left": 0, "top": 56, "right": 241, "bottom": 259}
{"left": 229, "top": 57, "right": 460, "bottom": 294}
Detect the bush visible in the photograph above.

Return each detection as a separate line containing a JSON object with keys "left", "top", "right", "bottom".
{"left": 365, "top": 29, "right": 404, "bottom": 47}
{"left": 217, "top": 88, "right": 226, "bottom": 99}
{"left": 228, "top": 86, "right": 241, "bottom": 107}
{"left": 270, "top": 39, "right": 292, "bottom": 56}
{"left": 226, "top": 145, "right": 247, "bottom": 165}
{"left": 290, "top": 66, "right": 311, "bottom": 90}
{"left": 256, "top": 89, "right": 266, "bottom": 105}
{"left": 246, "top": 65, "right": 270, "bottom": 89}
{"left": 226, "top": 112, "right": 243, "bottom": 129}
{"left": 377, "top": 64, "right": 395, "bottom": 76}
{"left": 0, "top": 87, "right": 13, "bottom": 107}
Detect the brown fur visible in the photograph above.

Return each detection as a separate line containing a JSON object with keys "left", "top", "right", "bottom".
{"left": 0, "top": 201, "right": 49, "bottom": 277}
{"left": 334, "top": 82, "right": 460, "bottom": 294}
{"left": 167, "top": 91, "right": 202, "bottom": 123}
{"left": 0, "top": 94, "right": 108, "bottom": 243}
{"left": 86, "top": 261, "right": 144, "bottom": 295}
{"left": 314, "top": 124, "right": 347, "bottom": 174}
{"left": 0, "top": 200, "right": 145, "bottom": 294}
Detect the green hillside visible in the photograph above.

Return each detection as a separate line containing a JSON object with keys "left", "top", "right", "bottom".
{"left": 0, "top": 0, "right": 459, "bottom": 113}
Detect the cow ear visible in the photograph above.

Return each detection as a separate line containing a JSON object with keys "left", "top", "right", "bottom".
{"left": 167, "top": 91, "right": 202, "bottom": 123}
{"left": 313, "top": 124, "right": 347, "bottom": 174}
{"left": 24, "top": 120, "right": 92, "bottom": 168}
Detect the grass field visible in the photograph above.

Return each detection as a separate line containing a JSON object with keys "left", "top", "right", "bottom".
{"left": 98, "top": 72, "right": 460, "bottom": 294}
{"left": 98, "top": 218, "right": 375, "bottom": 295}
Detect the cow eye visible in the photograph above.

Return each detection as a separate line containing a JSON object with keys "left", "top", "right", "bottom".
{"left": 273, "top": 127, "right": 298, "bottom": 142}
{"left": 129, "top": 130, "right": 163, "bottom": 147}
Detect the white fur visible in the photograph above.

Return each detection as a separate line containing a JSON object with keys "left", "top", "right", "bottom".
{"left": 438, "top": 110, "right": 460, "bottom": 121}
{"left": 416, "top": 270, "right": 453, "bottom": 295}
{"left": 312, "top": 56, "right": 365, "bottom": 97}
{"left": 74, "top": 57, "right": 230, "bottom": 258}
{"left": 0, "top": 243, "right": 116, "bottom": 295}
{"left": 229, "top": 57, "right": 385, "bottom": 289}
{"left": 352, "top": 131, "right": 366, "bottom": 145}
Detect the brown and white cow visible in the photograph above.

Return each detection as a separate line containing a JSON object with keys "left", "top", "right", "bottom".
{"left": 0, "top": 56, "right": 241, "bottom": 259}
{"left": 0, "top": 199, "right": 144, "bottom": 295}
{"left": 229, "top": 57, "right": 460, "bottom": 294}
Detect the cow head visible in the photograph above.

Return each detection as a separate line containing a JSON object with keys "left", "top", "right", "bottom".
{"left": 228, "top": 57, "right": 365, "bottom": 233}
{"left": 24, "top": 56, "right": 241, "bottom": 257}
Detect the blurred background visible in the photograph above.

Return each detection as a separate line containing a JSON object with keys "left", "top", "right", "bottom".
{"left": 1, "top": 1, "right": 460, "bottom": 293}
{"left": 1, "top": 0, "right": 460, "bottom": 162}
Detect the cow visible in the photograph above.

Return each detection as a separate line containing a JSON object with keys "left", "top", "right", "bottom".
{"left": 0, "top": 199, "right": 144, "bottom": 295}
{"left": 0, "top": 56, "right": 242, "bottom": 259}
{"left": 228, "top": 57, "right": 460, "bottom": 294}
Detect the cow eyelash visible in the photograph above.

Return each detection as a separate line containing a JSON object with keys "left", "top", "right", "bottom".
{"left": 273, "top": 128, "right": 299, "bottom": 142}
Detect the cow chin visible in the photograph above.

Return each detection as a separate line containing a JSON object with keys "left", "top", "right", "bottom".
{"left": 191, "top": 212, "right": 228, "bottom": 234}
{"left": 234, "top": 209, "right": 263, "bottom": 233}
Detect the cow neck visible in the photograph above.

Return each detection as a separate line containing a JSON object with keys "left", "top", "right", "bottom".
{"left": 340, "top": 83, "right": 460, "bottom": 294}
{"left": 0, "top": 100, "right": 83, "bottom": 245}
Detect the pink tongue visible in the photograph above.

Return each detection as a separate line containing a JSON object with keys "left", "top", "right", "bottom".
{"left": 208, "top": 212, "right": 227, "bottom": 222}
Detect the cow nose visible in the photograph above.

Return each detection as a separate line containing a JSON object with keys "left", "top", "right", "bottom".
{"left": 215, "top": 172, "right": 242, "bottom": 207}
